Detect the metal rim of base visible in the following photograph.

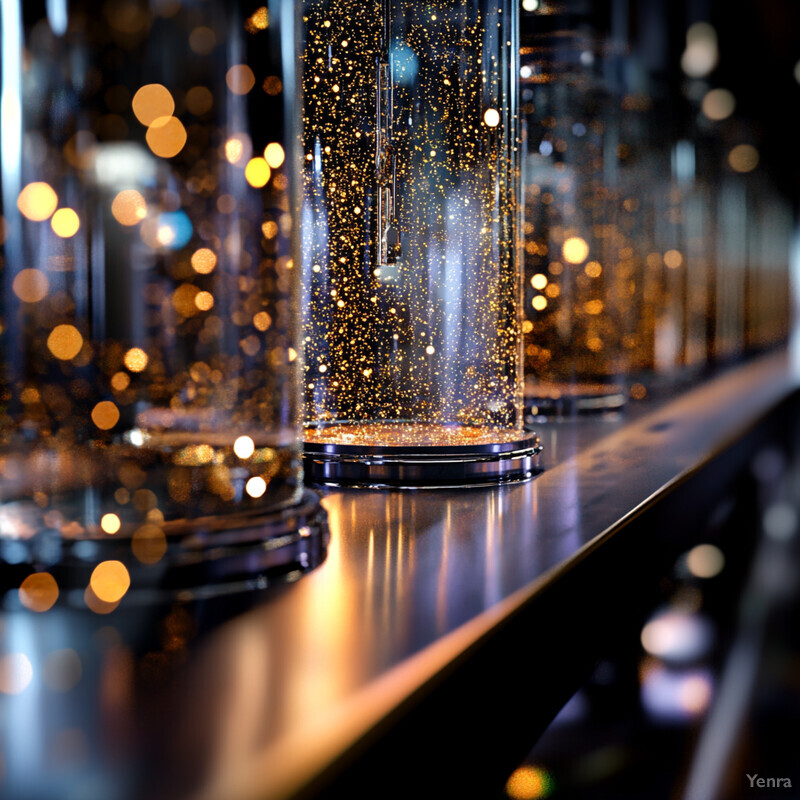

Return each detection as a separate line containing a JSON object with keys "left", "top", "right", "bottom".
{"left": 304, "top": 431, "right": 543, "bottom": 489}
{"left": 525, "top": 384, "right": 627, "bottom": 417}
{"left": 9, "top": 489, "right": 330, "bottom": 605}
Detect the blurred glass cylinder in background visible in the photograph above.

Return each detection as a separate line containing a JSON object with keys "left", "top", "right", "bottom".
{"left": 520, "top": 2, "right": 794, "bottom": 414}
{"left": 520, "top": 2, "right": 630, "bottom": 415}
{"left": 742, "top": 172, "right": 794, "bottom": 355}
{"left": 0, "top": 0, "right": 323, "bottom": 591}
{"left": 301, "top": 0, "right": 540, "bottom": 486}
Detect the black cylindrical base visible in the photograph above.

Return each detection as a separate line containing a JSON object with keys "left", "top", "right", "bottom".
{"left": 4, "top": 490, "right": 329, "bottom": 604}
{"left": 304, "top": 430, "right": 542, "bottom": 489}
{"left": 525, "top": 382, "right": 626, "bottom": 418}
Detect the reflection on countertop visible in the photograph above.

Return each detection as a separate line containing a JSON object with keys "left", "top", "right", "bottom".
{"left": 0, "top": 351, "right": 797, "bottom": 800}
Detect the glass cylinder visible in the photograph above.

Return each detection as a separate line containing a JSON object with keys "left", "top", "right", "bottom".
{"left": 713, "top": 173, "right": 748, "bottom": 363}
{"left": 743, "top": 172, "right": 793, "bottom": 355}
{"left": 300, "top": 0, "right": 539, "bottom": 487}
{"left": 0, "top": 0, "right": 325, "bottom": 595}
{"left": 519, "top": 1, "right": 630, "bottom": 416}
{"left": 646, "top": 144, "right": 710, "bottom": 379}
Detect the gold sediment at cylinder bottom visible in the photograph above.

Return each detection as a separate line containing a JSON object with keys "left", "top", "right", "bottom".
{"left": 304, "top": 422, "right": 528, "bottom": 448}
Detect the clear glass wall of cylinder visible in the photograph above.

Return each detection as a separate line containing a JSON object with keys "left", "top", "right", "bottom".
{"left": 0, "top": 0, "right": 326, "bottom": 597}
{"left": 301, "top": 0, "right": 540, "bottom": 487}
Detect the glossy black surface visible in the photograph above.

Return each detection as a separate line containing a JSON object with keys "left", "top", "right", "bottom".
{"left": 1, "top": 351, "right": 797, "bottom": 800}
{"left": 303, "top": 432, "right": 543, "bottom": 488}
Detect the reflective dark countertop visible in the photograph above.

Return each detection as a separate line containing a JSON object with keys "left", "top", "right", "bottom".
{"left": 2, "top": 350, "right": 799, "bottom": 800}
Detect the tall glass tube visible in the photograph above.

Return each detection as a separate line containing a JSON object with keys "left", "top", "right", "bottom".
{"left": 743, "top": 172, "right": 793, "bottom": 355}
{"left": 519, "top": 1, "right": 631, "bottom": 416}
{"left": 0, "top": 1, "right": 326, "bottom": 597}
{"left": 301, "top": 0, "right": 540, "bottom": 486}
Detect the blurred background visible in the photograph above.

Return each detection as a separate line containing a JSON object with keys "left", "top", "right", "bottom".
{"left": 504, "top": 4, "right": 800, "bottom": 796}
{"left": 520, "top": 0, "right": 799, "bottom": 409}
{"left": 501, "top": 440, "right": 800, "bottom": 800}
